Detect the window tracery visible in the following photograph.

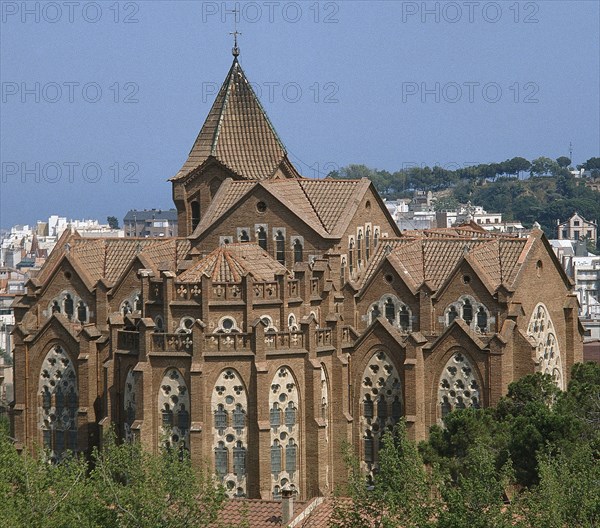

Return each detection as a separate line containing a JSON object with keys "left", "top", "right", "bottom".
{"left": 47, "top": 290, "right": 89, "bottom": 323}
{"left": 158, "top": 368, "right": 190, "bottom": 452}
{"left": 527, "top": 303, "right": 564, "bottom": 389}
{"left": 444, "top": 296, "right": 490, "bottom": 333}
{"left": 359, "top": 351, "right": 402, "bottom": 474}
{"left": 270, "top": 366, "right": 300, "bottom": 497}
{"left": 367, "top": 294, "right": 412, "bottom": 332}
{"left": 38, "top": 345, "right": 78, "bottom": 461}
{"left": 437, "top": 351, "right": 481, "bottom": 421}
{"left": 123, "top": 368, "right": 137, "bottom": 442}
{"left": 212, "top": 369, "right": 248, "bottom": 497}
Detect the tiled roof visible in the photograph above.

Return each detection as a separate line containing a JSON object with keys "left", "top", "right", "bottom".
{"left": 35, "top": 233, "right": 190, "bottom": 290}
{"left": 290, "top": 497, "right": 353, "bottom": 527}
{"left": 178, "top": 243, "right": 289, "bottom": 282}
{"left": 211, "top": 499, "right": 306, "bottom": 528}
{"left": 192, "top": 178, "right": 371, "bottom": 240}
{"left": 172, "top": 58, "right": 298, "bottom": 181}
{"left": 359, "top": 229, "right": 529, "bottom": 294}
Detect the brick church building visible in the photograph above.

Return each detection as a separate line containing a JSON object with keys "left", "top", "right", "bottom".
{"left": 11, "top": 52, "right": 583, "bottom": 501}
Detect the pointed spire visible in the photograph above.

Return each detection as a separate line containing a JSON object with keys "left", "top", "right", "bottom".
{"left": 171, "top": 57, "right": 300, "bottom": 182}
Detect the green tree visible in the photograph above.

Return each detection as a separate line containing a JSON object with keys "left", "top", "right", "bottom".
{"left": 556, "top": 156, "right": 571, "bottom": 168}
{"left": 107, "top": 216, "right": 120, "bottom": 229}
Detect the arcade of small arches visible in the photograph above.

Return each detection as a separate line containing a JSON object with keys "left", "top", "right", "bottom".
{"left": 219, "top": 225, "right": 305, "bottom": 266}
{"left": 120, "top": 291, "right": 142, "bottom": 316}
{"left": 348, "top": 223, "right": 381, "bottom": 276}
{"left": 48, "top": 290, "right": 90, "bottom": 323}
{"left": 368, "top": 294, "right": 412, "bottom": 332}
{"left": 444, "top": 295, "right": 491, "bottom": 333}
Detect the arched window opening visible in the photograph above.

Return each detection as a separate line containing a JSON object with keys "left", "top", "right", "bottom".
{"left": 370, "top": 304, "right": 381, "bottom": 323}
{"left": 293, "top": 239, "right": 303, "bottom": 263}
{"left": 191, "top": 201, "right": 200, "bottom": 231}
{"left": 38, "top": 345, "right": 78, "bottom": 461}
{"left": 64, "top": 294, "right": 74, "bottom": 320}
{"left": 121, "top": 301, "right": 132, "bottom": 316}
{"left": 288, "top": 314, "right": 298, "bottom": 331}
{"left": 374, "top": 229, "right": 379, "bottom": 247}
{"left": 51, "top": 300, "right": 61, "bottom": 314}
{"left": 240, "top": 230, "right": 249, "bottom": 242}
{"left": 270, "top": 366, "right": 300, "bottom": 497}
{"left": 258, "top": 227, "right": 267, "bottom": 250}
{"left": 462, "top": 299, "right": 473, "bottom": 324}
{"left": 349, "top": 240, "right": 355, "bottom": 275}
{"left": 158, "top": 368, "right": 190, "bottom": 450}
{"left": 77, "top": 301, "right": 87, "bottom": 323}
{"left": 276, "top": 231, "right": 285, "bottom": 264}
{"left": 476, "top": 307, "right": 488, "bottom": 332}
{"left": 341, "top": 257, "right": 347, "bottom": 281}
{"left": 357, "top": 230, "right": 363, "bottom": 264}
{"left": 212, "top": 368, "right": 248, "bottom": 497}
{"left": 360, "top": 351, "right": 402, "bottom": 475}
{"left": 399, "top": 305, "right": 410, "bottom": 331}
{"left": 365, "top": 226, "right": 371, "bottom": 260}
{"left": 134, "top": 294, "right": 142, "bottom": 312}
{"left": 527, "top": 303, "right": 564, "bottom": 389}
{"left": 384, "top": 298, "right": 395, "bottom": 324}
{"left": 448, "top": 305, "right": 458, "bottom": 325}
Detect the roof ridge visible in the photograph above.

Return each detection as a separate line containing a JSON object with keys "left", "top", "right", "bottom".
{"left": 297, "top": 179, "right": 328, "bottom": 232}
{"left": 210, "top": 59, "right": 237, "bottom": 156}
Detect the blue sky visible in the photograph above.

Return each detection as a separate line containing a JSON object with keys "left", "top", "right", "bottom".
{"left": 1, "top": 0, "right": 599, "bottom": 228}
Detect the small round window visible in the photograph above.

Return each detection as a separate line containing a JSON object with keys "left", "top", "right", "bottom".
{"left": 256, "top": 201, "right": 267, "bottom": 213}
{"left": 222, "top": 318, "right": 234, "bottom": 331}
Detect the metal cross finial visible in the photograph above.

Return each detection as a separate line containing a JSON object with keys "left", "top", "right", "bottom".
{"left": 230, "top": 30, "right": 242, "bottom": 57}
{"left": 228, "top": 7, "right": 241, "bottom": 57}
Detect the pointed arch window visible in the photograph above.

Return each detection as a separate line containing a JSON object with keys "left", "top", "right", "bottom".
{"left": 38, "top": 345, "right": 78, "bottom": 461}
{"left": 365, "top": 226, "right": 371, "bottom": 260}
{"left": 240, "top": 230, "right": 250, "bottom": 242}
{"left": 448, "top": 305, "right": 458, "bottom": 325}
{"left": 357, "top": 230, "right": 363, "bottom": 264}
{"left": 438, "top": 352, "right": 481, "bottom": 421}
{"left": 191, "top": 201, "right": 200, "bottom": 231}
{"left": 374, "top": 228, "right": 379, "bottom": 248}
{"left": 211, "top": 368, "right": 248, "bottom": 497}
{"left": 384, "top": 298, "right": 395, "bottom": 324}
{"left": 370, "top": 304, "right": 381, "bottom": 322}
{"left": 77, "top": 301, "right": 87, "bottom": 323}
{"left": 158, "top": 368, "right": 190, "bottom": 450}
{"left": 462, "top": 299, "right": 473, "bottom": 324}
{"left": 360, "top": 351, "right": 402, "bottom": 475}
{"left": 349, "top": 240, "right": 355, "bottom": 275}
{"left": 399, "top": 305, "right": 410, "bottom": 331}
{"left": 476, "top": 307, "right": 488, "bottom": 332}
{"left": 275, "top": 230, "right": 285, "bottom": 264}
{"left": 527, "top": 303, "right": 564, "bottom": 389}
{"left": 341, "top": 257, "right": 347, "bottom": 281}
{"left": 133, "top": 294, "right": 142, "bottom": 313}
{"left": 63, "top": 294, "right": 74, "bottom": 320}
{"left": 258, "top": 227, "right": 267, "bottom": 250}
{"left": 52, "top": 301, "right": 61, "bottom": 314}
{"left": 293, "top": 239, "right": 303, "bottom": 263}
{"left": 270, "top": 366, "right": 300, "bottom": 496}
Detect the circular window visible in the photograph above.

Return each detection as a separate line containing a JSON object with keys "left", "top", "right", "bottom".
{"left": 221, "top": 317, "right": 234, "bottom": 331}
{"left": 462, "top": 275, "right": 471, "bottom": 284}
{"left": 182, "top": 317, "right": 194, "bottom": 330}
{"left": 384, "top": 273, "right": 394, "bottom": 284}
{"left": 64, "top": 271, "right": 72, "bottom": 279}
{"left": 256, "top": 201, "right": 267, "bottom": 213}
